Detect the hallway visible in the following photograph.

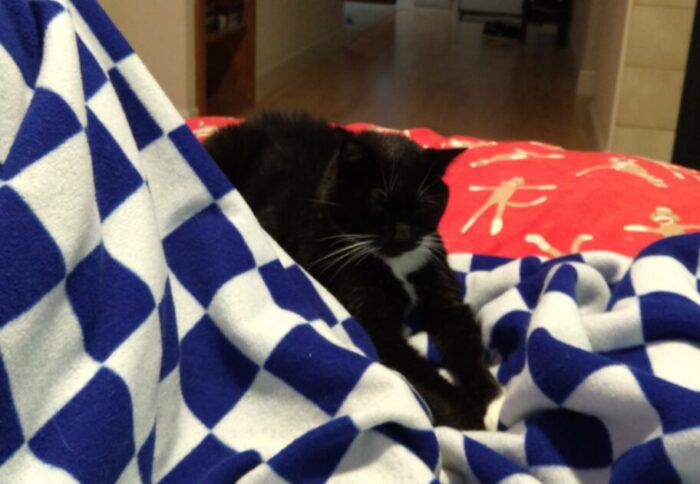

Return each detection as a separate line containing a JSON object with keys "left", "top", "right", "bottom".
{"left": 250, "top": 6, "right": 594, "bottom": 150}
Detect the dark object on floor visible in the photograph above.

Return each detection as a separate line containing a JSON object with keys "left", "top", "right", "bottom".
{"left": 521, "top": 0, "right": 573, "bottom": 47}
{"left": 482, "top": 22, "right": 522, "bottom": 45}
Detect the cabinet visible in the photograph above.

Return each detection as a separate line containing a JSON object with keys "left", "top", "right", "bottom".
{"left": 195, "top": 0, "right": 255, "bottom": 115}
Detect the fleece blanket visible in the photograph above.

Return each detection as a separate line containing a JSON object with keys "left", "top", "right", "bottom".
{"left": 1, "top": 1, "right": 699, "bottom": 483}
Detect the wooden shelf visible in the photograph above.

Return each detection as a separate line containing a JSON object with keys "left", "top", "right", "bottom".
{"left": 195, "top": 0, "right": 255, "bottom": 116}
{"left": 206, "top": 23, "right": 246, "bottom": 44}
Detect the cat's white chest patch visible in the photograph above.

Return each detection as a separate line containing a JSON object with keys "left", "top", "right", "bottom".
{"left": 382, "top": 245, "right": 430, "bottom": 305}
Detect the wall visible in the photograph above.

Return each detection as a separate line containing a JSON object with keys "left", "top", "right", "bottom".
{"left": 570, "top": 1, "right": 601, "bottom": 71}
{"left": 102, "top": 1, "right": 345, "bottom": 112}
{"left": 570, "top": 0, "right": 601, "bottom": 96}
{"left": 582, "top": 0, "right": 696, "bottom": 160}
{"left": 570, "top": 0, "right": 591, "bottom": 68}
{"left": 255, "top": 0, "right": 344, "bottom": 99}
{"left": 589, "top": 0, "right": 633, "bottom": 150}
{"left": 100, "top": 0, "right": 196, "bottom": 116}
{"left": 610, "top": 0, "right": 697, "bottom": 160}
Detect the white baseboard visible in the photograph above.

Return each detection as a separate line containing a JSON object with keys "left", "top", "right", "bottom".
{"left": 576, "top": 69, "right": 596, "bottom": 97}
{"left": 256, "top": 32, "right": 343, "bottom": 103}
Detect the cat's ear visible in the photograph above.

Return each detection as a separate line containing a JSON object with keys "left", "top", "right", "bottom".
{"left": 426, "top": 148, "right": 466, "bottom": 176}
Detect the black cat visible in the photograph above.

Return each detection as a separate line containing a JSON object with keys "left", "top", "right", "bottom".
{"left": 205, "top": 112, "right": 499, "bottom": 429}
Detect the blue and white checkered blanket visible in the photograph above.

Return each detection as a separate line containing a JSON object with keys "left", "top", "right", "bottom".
{"left": 2, "top": 1, "right": 699, "bottom": 482}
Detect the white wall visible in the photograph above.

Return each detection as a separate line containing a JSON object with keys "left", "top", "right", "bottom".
{"left": 581, "top": 0, "right": 696, "bottom": 160}
{"left": 100, "top": 0, "right": 196, "bottom": 116}
{"left": 589, "top": 0, "right": 632, "bottom": 150}
{"left": 570, "top": 0, "right": 599, "bottom": 72}
{"left": 101, "top": 1, "right": 347, "bottom": 111}
{"left": 610, "top": 0, "right": 697, "bottom": 160}
{"left": 255, "top": 0, "right": 344, "bottom": 98}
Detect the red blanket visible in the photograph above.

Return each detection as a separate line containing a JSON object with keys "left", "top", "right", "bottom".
{"left": 187, "top": 117, "right": 700, "bottom": 258}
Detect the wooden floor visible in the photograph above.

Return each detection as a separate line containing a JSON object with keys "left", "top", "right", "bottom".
{"left": 248, "top": 8, "right": 595, "bottom": 150}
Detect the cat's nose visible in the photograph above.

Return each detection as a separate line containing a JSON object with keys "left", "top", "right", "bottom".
{"left": 394, "top": 224, "right": 412, "bottom": 243}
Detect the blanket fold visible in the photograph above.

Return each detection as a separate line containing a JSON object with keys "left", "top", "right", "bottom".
{"left": 1, "top": 1, "right": 699, "bottom": 482}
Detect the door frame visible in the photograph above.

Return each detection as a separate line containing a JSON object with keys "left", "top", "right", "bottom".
{"left": 673, "top": 6, "right": 700, "bottom": 168}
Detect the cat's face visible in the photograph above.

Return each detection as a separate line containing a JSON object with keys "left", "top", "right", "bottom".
{"left": 330, "top": 132, "right": 464, "bottom": 258}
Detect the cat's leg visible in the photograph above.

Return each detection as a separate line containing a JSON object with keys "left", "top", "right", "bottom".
{"left": 359, "top": 310, "right": 486, "bottom": 430}
{"left": 412, "top": 259, "right": 501, "bottom": 414}
{"left": 336, "top": 280, "right": 486, "bottom": 429}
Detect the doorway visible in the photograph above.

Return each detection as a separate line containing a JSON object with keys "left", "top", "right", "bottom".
{"left": 673, "top": 6, "right": 700, "bottom": 169}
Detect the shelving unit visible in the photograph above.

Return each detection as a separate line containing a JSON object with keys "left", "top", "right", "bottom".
{"left": 195, "top": 0, "right": 255, "bottom": 115}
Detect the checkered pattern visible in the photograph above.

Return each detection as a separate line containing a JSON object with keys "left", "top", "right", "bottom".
{"left": 437, "top": 239, "right": 700, "bottom": 482}
{"left": 2, "top": 1, "right": 700, "bottom": 483}
{"left": 0, "top": 1, "right": 437, "bottom": 482}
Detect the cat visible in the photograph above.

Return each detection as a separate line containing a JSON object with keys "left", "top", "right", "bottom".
{"left": 204, "top": 112, "right": 499, "bottom": 429}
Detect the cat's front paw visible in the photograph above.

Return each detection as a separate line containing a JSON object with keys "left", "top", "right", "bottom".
{"left": 465, "top": 365, "right": 501, "bottom": 414}
{"left": 437, "top": 406, "right": 485, "bottom": 430}
{"left": 425, "top": 386, "right": 487, "bottom": 430}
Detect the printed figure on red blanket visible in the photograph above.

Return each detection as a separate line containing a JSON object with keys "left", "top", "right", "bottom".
{"left": 461, "top": 177, "right": 557, "bottom": 236}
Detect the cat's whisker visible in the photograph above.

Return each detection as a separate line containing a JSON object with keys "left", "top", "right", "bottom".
{"left": 316, "top": 241, "right": 371, "bottom": 263}
{"left": 351, "top": 247, "right": 379, "bottom": 273}
{"left": 430, "top": 233, "right": 448, "bottom": 243}
{"left": 310, "top": 198, "right": 339, "bottom": 207}
{"left": 389, "top": 159, "right": 399, "bottom": 194}
{"left": 318, "top": 235, "right": 377, "bottom": 249}
{"left": 321, "top": 237, "right": 376, "bottom": 244}
{"left": 312, "top": 240, "right": 375, "bottom": 268}
{"left": 314, "top": 241, "right": 377, "bottom": 273}
{"left": 326, "top": 254, "right": 360, "bottom": 281}
{"left": 326, "top": 245, "right": 378, "bottom": 283}
{"left": 318, "top": 246, "right": 370, "bottom": 279}
{"left": 424, "top": 240, "right": 450, "bottom": 269}
{"left": 380, "top": 162, "right": 390, "bottom": 194}
{"left": 320, "top": 233, "right": 376, "bottom": 242}
{"left": 421, "top": 233, "right": 442, "bottom": 247}
{"left": 320, "top": 237, "right": 377, "bottom": 250}
{"left": 416, "top": 167, "right": 435, "bottom": 199}
{"left": 422, "top": 245, "right": 443, "bottom": 267}
{"left": 418, "top": 234, "right": 446, "bottom": 266}
{"left": 417, "top": 179, "right": 439, "bottom": 200}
